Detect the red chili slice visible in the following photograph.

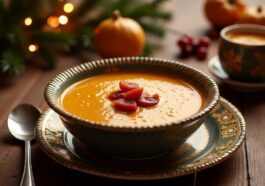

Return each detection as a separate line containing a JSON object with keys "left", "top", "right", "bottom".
{"left": 119, "top": 81, "right": 139, "bottom": 92}
{"left": 113, "top": 98, "right": 137, "bottom": 112}
{"left": 124, "top": 88, "right": 143, "bottom": 100}
{"left": 108, "top": 91, "right": 124, "bottom": 100}
{"left": 137, "top": 93, "right": 160, "bottom": 108}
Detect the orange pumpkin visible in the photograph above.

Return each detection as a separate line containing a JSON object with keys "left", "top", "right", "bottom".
{"left": 204, "top": 0, "right": 246, "bottom": 28}
{"left": 239, "top": 6, "right": 265, "bottom": 26}
{"left": 94, "top": 10, "right": 145, "bottom": 58}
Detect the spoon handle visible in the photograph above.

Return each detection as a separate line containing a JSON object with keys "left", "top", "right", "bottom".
{"left": 20, "top": 140, "right": 35, "bottom": 186}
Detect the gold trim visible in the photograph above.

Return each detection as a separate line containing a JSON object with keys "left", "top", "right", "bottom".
{"left": 44, "top": 57, "right": 219, "bottom": 132}
{"left": 35, "top": 97, "right": 246, "bottom": 180}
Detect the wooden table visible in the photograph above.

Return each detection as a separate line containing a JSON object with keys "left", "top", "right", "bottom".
{"left": 1, "top": 1, "right": 264, "bottom": 185}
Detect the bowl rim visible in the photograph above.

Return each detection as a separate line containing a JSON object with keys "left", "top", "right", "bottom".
{"left": 221, "top": 23, "right": 265, "bottom": 47}
{"left": 44, "top": 57, "right": 219, "bottom": 132}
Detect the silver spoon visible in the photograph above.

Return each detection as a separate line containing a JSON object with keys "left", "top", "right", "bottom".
{"left": 8, "top": 104, "right": 41, "bottom": 186}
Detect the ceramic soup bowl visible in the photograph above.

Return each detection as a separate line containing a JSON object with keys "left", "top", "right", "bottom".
{"left": 45, "top": 57, "right": 219, "bottom": 159}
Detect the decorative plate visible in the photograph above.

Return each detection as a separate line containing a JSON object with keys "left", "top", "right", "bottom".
{"left": 35, "top": 97, "right": 246, "bottom": 180}
{"left": 208, "top": 56, "right": 265, "bottom": 91}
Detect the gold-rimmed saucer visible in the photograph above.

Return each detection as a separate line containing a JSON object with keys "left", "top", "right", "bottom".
{"left": 35, "top": 97, "right": 245, "bottom": 180}
{"left": 208, "top": 56, "right": 265, "bottom": 91}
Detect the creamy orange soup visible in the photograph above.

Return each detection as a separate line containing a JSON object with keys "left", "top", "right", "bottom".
{"left": 227, "top": 32, "right": 265, "bottom": 45}
{"left": 61, "top": 72, "right": 203, "bottom": 126}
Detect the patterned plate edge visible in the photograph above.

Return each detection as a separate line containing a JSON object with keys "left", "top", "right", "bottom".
{"left": 35, "top": 97, "right": 246, "bottom": 180}
{"left": 208, "top": 56, "right": 265, "bottom": 89}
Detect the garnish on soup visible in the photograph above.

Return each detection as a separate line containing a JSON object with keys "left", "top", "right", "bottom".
{"left": 108, "top": 91, "right": 124, "bottom": 100}
{"left": 113, "top": 99, "right": 137, "bottom": 112}
{"left": 124, "top": 87, "right": 143, "bottom": 100}
{"left": 61, "top": 72, "right": 203, "bottom": 126}
{"left": 109, "top": 81, "right": 159, "bottom": 112}
{"left": 119, "top": 81, "right": 139, "bottom": 92}
{"left": 137, "top": 93, "right": 160, "bottom": 108}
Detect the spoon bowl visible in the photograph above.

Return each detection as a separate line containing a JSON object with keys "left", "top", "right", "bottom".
{"left": 8, "top": 104, "right": 41, "bottom": 141}
{"left": 8, "top": 104, "right": 41, "bottom": 186}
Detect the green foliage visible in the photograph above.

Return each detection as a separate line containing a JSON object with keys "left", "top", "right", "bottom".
{"left": 0, "top": 0, "right": 171, "bottom": 75}
{"left": 39, "top": 44, "right": 57, "bottom": 69}
{"left": 143, "top": 43, "right": 158, "bottom": 57}
{"left": 1, "top": 49, "right": 25, "bottom": 74}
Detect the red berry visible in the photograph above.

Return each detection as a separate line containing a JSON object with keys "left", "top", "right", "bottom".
{"left": 108, "top": 91, "right": 124, "bottom": 100}
{"left": 177, "top": 38, "right": 189, "bottom": 48}
{"left": 137, "top": 93, "right": 160, "bottom": 108}
{"left": 191, "top": 40, "right": 199, "bottom": 53}
{"left": 119, "top": 81, "right": 139, "bottom": 92}
{"left": 124, "top": 88, "right": 143, "bottom": 100}
{"left": 180, "top": 45, "right": 193, "bottom": 58}
{"left": 183, "top": 35, "right": 194, "bottom": 45}
{"left": 207, "top": 28, "right": 220, "bottom": 39}
{"left": 177, "top": 36, "right": 193, "bottom": 48}
{"left": 196, "top": 47, "right": 208, "bottom": 60}
{"left": 198, "top": 36, "right": 211, "bottom": 48}
{"left": 113, "top": 99, "right": 137, "bottom": 112}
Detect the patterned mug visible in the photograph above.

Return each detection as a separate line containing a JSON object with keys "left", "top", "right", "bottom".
{"left": 218, "top": 24, "right": 265, "bottom": 82}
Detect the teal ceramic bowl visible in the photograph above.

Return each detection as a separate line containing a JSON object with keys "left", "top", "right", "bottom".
{"left": 45, "top": 57, "right": 219, "bottom": 159}
{"left": 219, "top": 24, "right": 265, "bottom": 82}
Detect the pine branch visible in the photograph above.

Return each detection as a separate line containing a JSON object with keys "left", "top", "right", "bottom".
{"left": 85, "top": 0, "right": 127, "bottom": 25}
{"left": 73, "top": 0, "right": 103, "bottom": 18}
{"left": 151, "top": 10, "right": 171, "bottom": 20}
{"left": 152, "top": 0, "right": 168, "bottom": 7}
{"left": 143, "top": 42, "right": 157, "bottom": 56}
{"left": 121, "top": 1, "right": 171, "bottom": 21}
{"left": 66, "top": 26, "right": 93, "bottom": 53}
{"left": 1, "top": 49, "right": 25, "bottom": 74}
{"left": 124, "top": 3, "right": 154, "bottom": 19}
{"left": 139, "top": 21, "right": 165, "bottom": 38}
{"left": 103, "top": 0, "right": 134, "bottom": 16}
{"left": 85, "top": 0, "right": 149, "bottom": 26}
{"left": 78, "top": 26, "right": 93, "bottom": 48}
{"left": 34, "top": 31, "right": 75, "bottom": 44}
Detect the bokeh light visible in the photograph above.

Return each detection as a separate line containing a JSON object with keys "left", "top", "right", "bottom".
{"left": 47, "top": 16, "right": 59, "bottom": 28}
{"left": 64, "top": 3, "right": 74, "bottom": 13}
{"left": 24, "top": 17, "right": 32, "bottom": 26}
{"left": 28, "top": 44, "right": 38, "bottom": 52}
{"left": 59, "top": 15, "right": 68, "bottom": 25}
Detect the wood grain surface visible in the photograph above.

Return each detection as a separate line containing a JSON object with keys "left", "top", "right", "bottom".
{"left": 0, "top": 0, "right": 264, "bottom": 185}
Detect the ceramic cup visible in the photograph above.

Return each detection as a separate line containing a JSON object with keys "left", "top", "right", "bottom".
{"left": 218, "top": 24, "right": 265, "bottom": 82}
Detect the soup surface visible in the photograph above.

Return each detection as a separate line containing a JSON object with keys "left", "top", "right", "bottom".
{"left": 227, "top": 31, "right": 265, "bottom": 45}
{"left": 61, "top": 72, "right": 203, "bottom": 126}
